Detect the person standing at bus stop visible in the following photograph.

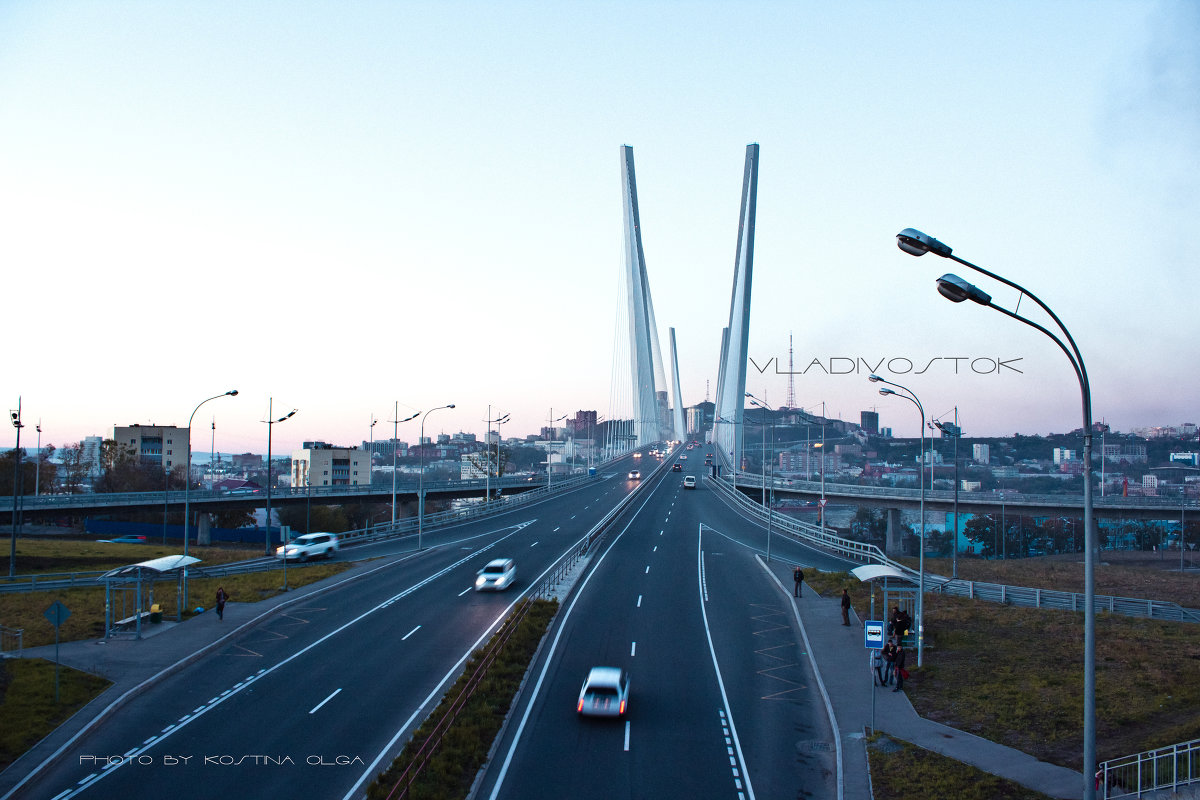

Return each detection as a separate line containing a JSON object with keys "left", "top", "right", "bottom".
{"left": 840, "top": 588, "right": 852, "bottom": 626}
{"left": 216, "top": 586, "right": 229, "bottom": 621}
{"left": 793, "top": 566, "right": 804, "bottom": 597}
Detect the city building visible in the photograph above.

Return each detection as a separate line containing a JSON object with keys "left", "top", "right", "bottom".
{"left": 81, "top": 435, "right": 103, "bottom": 477}
{"left": 1170, "top": 452, "right": 1200, "bottom": 466}
{"left": 1052, "top": 448, "right": 1076, "bottom": 465}
{"left": 860, "top": 410, "right": 879, "bottom": 436}
{"left": 291, "top": 444, "right": 370, "bottom": 487}
{"left": 972, "top": 443, "right": 991, "bottom": 465}
{"left": 112, "top": 424, "right": 187, "bottom": 471}
{"left": 1142, "top": 474, "right": 1159, "bottom": 495}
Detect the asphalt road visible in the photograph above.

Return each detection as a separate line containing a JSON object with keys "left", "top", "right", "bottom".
{"left": 22, "top": 455, "right": 653, "bottom": 800}
{"left": 479, "top": 450, "right": 853, "bottom": 800}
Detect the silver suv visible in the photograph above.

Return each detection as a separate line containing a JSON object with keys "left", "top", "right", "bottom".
{"left": 276, "top": 532, "right": 339, "bottom": 562}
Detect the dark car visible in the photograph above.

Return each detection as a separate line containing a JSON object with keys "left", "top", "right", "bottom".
{"left": 671, "top": 463, "right": 682, "bottom": 472}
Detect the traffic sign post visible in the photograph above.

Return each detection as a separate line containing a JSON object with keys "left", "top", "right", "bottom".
{"left": 43, "top": 601, "right": 71, "bottom": 704}
{"left": 865, "top": 619, "right": 885, "bottom": 732}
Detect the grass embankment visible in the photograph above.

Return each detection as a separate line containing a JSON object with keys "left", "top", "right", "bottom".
{"left": 368, "top": 599, "right": 558, "bottom": 800}
{"left": 0, "top": 658, "right": 111, "bottom": 771}
{"left": 0, "top": 536, "right": 351, "bottom": 647}
{"left": 867, "top": 733, "right": 1055, "bottom": 800}
{"left": 802, "top": 558, "right": 1200, "bottom": 769}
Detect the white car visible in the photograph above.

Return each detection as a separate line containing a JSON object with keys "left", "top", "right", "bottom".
{"left": 275, "top": 532, "right": 339, "bottom": 561}
{"left": 475, "top": 558, "right": 517, "bottom": 591}
{"left": 683, "top": 475, "right": 697, "bottom": 489}
{"left": 577, "top": 666, "right": 630, "bottom": 717}
{"left": 628, "top": 470, "right": 641, "bottom": 480}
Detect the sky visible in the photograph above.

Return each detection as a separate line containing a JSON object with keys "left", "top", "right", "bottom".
{"left": 3, "top": 1, "right": 1197, "bottom": 456}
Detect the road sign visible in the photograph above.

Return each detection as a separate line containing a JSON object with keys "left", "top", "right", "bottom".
{"left": 818, "top": 498, "right": 827, "bottom": 508}
{"left": 864, "top": 620, "right": 885, "bottom": 649}
{"left": 44, "top": 600, "right": 71, "bottom": 627}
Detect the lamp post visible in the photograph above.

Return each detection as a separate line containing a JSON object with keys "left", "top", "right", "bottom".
{"left": 262, "top": 399, "right": 296, "bottom": 555}
{"left": 389, "top": 403, "right": 420, "bottom": 527}
{"left": 546, "top": 410, "right": 567, "bottom": 485}
{"left": 368, "top": 414, "right": 377, "bottom": 486}
{"left": 8, "top": 398, "right": 24, "bottom": 577}
{"left": 34, "top": 422, "right": 41, "bottom": 498}
{"left": 933, "top": 412, "right": 962, "bottom": 580}
{"left": 746, "top": 393, "right": 776, "bottom": 562}
{"left": 869, "top": 374, "right": 926, "bottom": 667}
{"left": 182, "top": 389, "right": 237, "bottom": 611}
{"left": 1149, "top": 466, "right": 1199, "bottom": 572}
{"left": 418, "top": 404, "right": 454, "bottom": 551}
{"left": 896, "top": 227, "right": 1097, "bottom": 799}
{"left": 485, "top": 407, "right": 509, "bottom": 501}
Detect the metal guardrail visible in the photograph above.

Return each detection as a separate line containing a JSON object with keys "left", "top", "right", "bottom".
{"left": 711, "top": 473, "right": 1200, "bottom": 624}
{"left": 729, "top": 471, "right": 1200, "bottom": 511}
{"left": 1099, "top": 737, "right": 1200, "bottom": 799}
{"left": 0, "top": 624, "right": 23, "bottom": 655}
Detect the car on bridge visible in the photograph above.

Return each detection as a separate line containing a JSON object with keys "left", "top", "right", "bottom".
{"left": 275, "top": 532, "right": 339, "bottom": 562}
{"left": 671, "top": 463, "right": 682, "bottom": 472}
{"left": 475, "top": 558, "right": 517, "bottom": 591}
{"left": 683, "top": 476, "right": 696, "bottom": 489}
{"left": 577, "top": 666, "right": 629, "bottom": 717}
{"left": 628, "top": 469, "right": 641, "bottom": 480}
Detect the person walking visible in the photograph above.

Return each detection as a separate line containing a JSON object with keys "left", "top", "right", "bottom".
{"left": 840, "top": 588, "right": 852, "bottom": 626}
{"left": 215, "top": 586, "right": 229, "bottom": 621}
{"left": 893, "top": 643, "right": 908, "bottom": 692}
{"left": 793, "top": 566, "right": 804, "bottom": 597}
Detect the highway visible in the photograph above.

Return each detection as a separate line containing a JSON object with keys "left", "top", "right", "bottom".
{"left": 21, "top": 447, "right": 862, "bottom": 800}
{"left": 478, "top": 449, "right": 856, "bottom": 800}
{"left": 22, "top": 457, "right": 647, "bottom": 800}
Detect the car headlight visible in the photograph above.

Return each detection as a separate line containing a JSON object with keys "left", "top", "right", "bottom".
{"left": 494, "top": 575, "right": 507, "bottom": 586}
{"left": 475, "top": 576, "right": 486, "bottom": 587}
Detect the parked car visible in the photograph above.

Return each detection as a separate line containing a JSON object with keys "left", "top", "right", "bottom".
{"left": 577, "top": 666, "right": 630, "bottom": 717}
{"left": 475, "top": 558, "right": 517, "bottom": 591}
{"left": 683, "top": 475, "right": 697, "bottom": 489}
{"left": 275, "top": 532, "right": 339, "bottom": 561}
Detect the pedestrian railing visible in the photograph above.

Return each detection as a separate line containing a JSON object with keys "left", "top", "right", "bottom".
{"left": 1099, "top": 737, "right": 1200, "bottom": 799}
{"left": 710, "top": 473, "right": 1200, "bottom": 625}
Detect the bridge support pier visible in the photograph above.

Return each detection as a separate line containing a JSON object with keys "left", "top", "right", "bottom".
{"left": 885, "top": 507, "right": 904, "bottom": 556}
{"left": 197, "top": 513, "right": 212, "bottom": 546}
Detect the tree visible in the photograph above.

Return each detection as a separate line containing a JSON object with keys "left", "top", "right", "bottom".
{"left": 849, "top": 507, "right": 886, "bottom": 543}
{"left": 58, "top": 442, "right": 90, "bottom": 494}
{"left": 963, "top": 514, "right": 997, "bottom": 558}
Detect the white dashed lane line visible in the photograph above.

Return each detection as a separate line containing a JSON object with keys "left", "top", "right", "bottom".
{"left": 458, "top": 587, "right": 472, "bottom": 596}
{"left": 401, "top": 625, "right": 421, "bottom": 641}
{"left": 637, "top": 595, "right": 642, "bottom": 607}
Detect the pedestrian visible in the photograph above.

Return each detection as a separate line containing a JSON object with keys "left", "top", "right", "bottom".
{"left": 887, "top": 606, "right": 901, "bottom": 637}
{"left": 840, "top": 588, "right": 852, "bottom": 626}
{"left": 793, "top": 566, "right": 804, "bottom": 597}
{"left": 893, "top": 643, "right": 908, "bottom": 692}
{"left": 215, "top": 586, "right": 229, "bottom": 621}
{"left": 881, "top": 638, "right": 898, "bottom": 685}
{"left": 872, "top": 647, "right": 884, "bottom": 686}
{"left": 896, "top": 607, "right": 912, "bottom": 638}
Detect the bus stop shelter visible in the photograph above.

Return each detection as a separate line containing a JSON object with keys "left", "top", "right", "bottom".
{"left": 101, "top": 555, "right": 200, "bottom": 639}
{"left": 851, "top": 564, "right": 920, "bottom": 648}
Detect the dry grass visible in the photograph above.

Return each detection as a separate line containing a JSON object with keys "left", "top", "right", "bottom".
{"left": 0, "top": 535, "right": 264, "bottom": 576}
{"left": 867, "top": 733, "right": 1056, "bottom": 800}
{"left": 0, "top": 658, "right": 111, "bottom": 771}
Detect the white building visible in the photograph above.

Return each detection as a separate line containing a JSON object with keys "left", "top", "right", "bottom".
{"left": 1052, "top": 448, "right": 1076, "bottom": 465}
{"left": 972, "top": 443, "right": 990, "bottom": 465}
{"left": 291, "top": 445, "right": 370, "bottom": 487}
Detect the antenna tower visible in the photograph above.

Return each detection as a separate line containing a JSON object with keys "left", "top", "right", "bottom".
{"left": 705, "top": 380, "right": 710, "bottom": 404}
{"left": 784, "top": 332, "right": 796, "bottom": 409}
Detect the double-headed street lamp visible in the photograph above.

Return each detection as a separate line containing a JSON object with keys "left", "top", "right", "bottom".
{"left": 182, "top": 389, "right": 238, "bottom": 610}
{"left": 390, "top": 403, "right": 420, "bottom": 527}
{"left": 9, "top": 398, "right": 23, "bottom": 578}
{"left": 418, "top": 404, "right": 455, "bottom": 551}
{"left": 869, "top": 374, "right": 927, "bottom": 668}
{"left": 932, "top": 411, "right": 962, "bottom": 580}
{"left": 485, "top": 407, "right": 510, "bottom": 502}
{"left": 745, "top": 393, "right": 776, "bottom": 562}
{"left": 263, "top": 399, "right": 296, "bottom": 555}
{"left": 896, "top": 226, "right": 1097, "bottom": 800}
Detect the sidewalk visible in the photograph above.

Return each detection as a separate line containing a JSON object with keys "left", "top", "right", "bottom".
{"left": 758, "top": 556, "right": 1084, "bottom": 800}
{"left": 0, "top": 563, "right": 373, "bottom": 799}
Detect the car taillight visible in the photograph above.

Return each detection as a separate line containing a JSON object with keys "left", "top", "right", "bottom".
{"left": 619, "top": 700, "right": 626, "bottom": 714}
{"left": 577, "top": 699, "right": 584, "bottom": 712}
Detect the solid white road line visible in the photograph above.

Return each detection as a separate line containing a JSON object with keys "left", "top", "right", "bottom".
{"left": 624, "top": 721, "right": 631, "bottom": 752}
{"left": 458, "top": 587, "right": 472, "bottom": 596}
{"left": 631, "top": 641, "right": 636, "bottom": 657}
{"left": 309, "top": 688, "right": 342, "bottom": 714}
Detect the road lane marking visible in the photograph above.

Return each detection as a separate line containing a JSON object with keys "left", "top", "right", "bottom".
{"left": 402, "top": 626, "right": 421, "bottom": 641}
{"left": 653, "top": 545, "right": 657, "bottom": 552}
{"left": 624, "top": 721, "right": 631, "bottom": 752}
{"left": 644, "top": 565, "right": 650, "bottom": 574}
{"left": 637, "top": 595, "right": 642, "bottom": 607}
{"left": 553, "top": 527, "right": 560, "bottom": 532}
{"left": 309, "top": 688, "right": 343, "bottom": 714}
{"left": 458, "top": 587, "right": 472, "bottom": 596}
{"left": 530, "top": 541, "right": 538, "bottom": 547}
{"left": 631, "top": 642, "right": 636, "bottom": 656}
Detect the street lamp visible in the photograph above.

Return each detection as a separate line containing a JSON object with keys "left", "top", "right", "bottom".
{"left": 263, "top": 399, "right": 296, "bottom": 555}
{"left": 182, "top": 389, "right": 237, "bottom": 610}
{"left": 547, "top": 411, "right": 567, "bottom": 485}
{"left": 933, "top": 411, "right": 962, "bottom": 580}
{"left": 1150, "top": 466, "right": 1199, "bottom": 573}
{"left": 390, "top": 403, "right": 420, "bottom": 527}
{"left": 418, "top": 404, "right": 454, "bottom": 550}
{"left": 485, "top": 407, "right": 510, "bottom": 502}
{"left": 746, "top": 393, "right": 776, "bottom": 562}
{"left": 9, "top": 398, "right": 23, "bottom": 577}
{"left": 869, "top": 374, "right": 927, "bottom": 667}
{"left": 34, "top": 422, "right": 41, "bottom": 498}
{"left": 897, "top": 226, "right": 1097, "bottom": 799}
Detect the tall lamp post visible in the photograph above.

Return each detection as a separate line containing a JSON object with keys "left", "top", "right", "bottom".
{"left": 418, "top": 404, "right": 455, "bottom": 551}
{"left": 485, "top": 407, "right": 509, "bottom": 501}
{"left": 34, "top": 422, "right": 42, "bottom": 497}
{"left": 389, "top": 403, "right": 420, "bottom": 527}
{"left": 933, "top": 410, "right": 962, "bottom": 579}
{"left": 896, "top": 227, "right": 1097, "bottom": 799}
{"left": 182, "top": 389, "right": 238, "bottom": 611}
{"left": 547, "top": 411, "right": 567, "bottom": 485}
{"left": 869, "top": 374, "right": 927, "bottom": 667}
{"left": 9, "top": 398, "right": 24, "bottom": 578}
{"left": 746, "top": 393, "right": 776, "bottom": 562}
{"left": 262, "top": 399, "right": 296, "bottom": 555}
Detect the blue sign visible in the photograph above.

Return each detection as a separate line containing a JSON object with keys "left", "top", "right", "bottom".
{"left": 864, "top": 620, "right": 885, "bottom": 649}
{"left": 44, "top": 600, "right": 71, "bottom": 627}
